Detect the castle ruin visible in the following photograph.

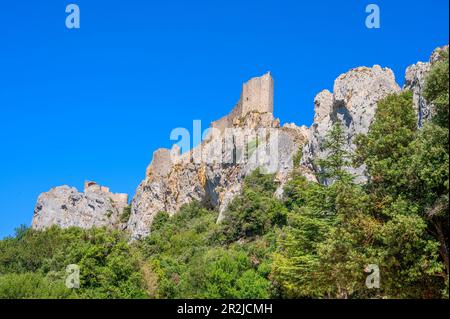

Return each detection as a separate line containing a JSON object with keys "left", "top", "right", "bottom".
{"left": 84, "top": 180, "right": 129, "bottom": 204}
{"left": 211, "top": 72, "right": 274, "bottom": 132}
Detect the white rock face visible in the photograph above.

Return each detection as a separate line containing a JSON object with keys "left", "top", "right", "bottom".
{"left": 30, "top": 45, "right": 448, "bottom": 238}
{"left": 302, "top": 65, "right": 401, "bottom": 183}
{"left": 404, "top": 45, "right": 448, "bottom": 127}
{"left": 404, "top": 62, "right": 431, "bottom": 126}
{"left": 127, "top": 72, "right": 310, "bottom": 239}
{"left": 32, "top": 181, "right": 129, "bottom": 231}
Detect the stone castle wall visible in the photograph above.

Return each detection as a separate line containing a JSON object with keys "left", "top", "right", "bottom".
{"left": 212, "top": 72, "right": 274, "bottom": 132}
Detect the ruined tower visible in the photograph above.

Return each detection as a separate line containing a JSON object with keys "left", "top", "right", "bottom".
{"left": 211, "top": 72, "right": 274, "bottom": 132}
{"left": 237, "top": 71, "right": 274, "bottom": 116}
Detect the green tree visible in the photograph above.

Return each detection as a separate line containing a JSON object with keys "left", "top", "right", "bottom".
{"left": 220, "top": 168, "right": 287, "bottom": 242}
{"left": 273, "top": 120, "right": 368, "bottom": 298}
{"left": 316, "top": 120, "right": 353, "bottom": 184}
{"left": 411, "top": 47, "right": 449, "bottom": 282}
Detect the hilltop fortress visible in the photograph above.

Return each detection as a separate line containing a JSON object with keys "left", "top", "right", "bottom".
{"left": 31, "top": 45, "right": 448, "bottom": 239}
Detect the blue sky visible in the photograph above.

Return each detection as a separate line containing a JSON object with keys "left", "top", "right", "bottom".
{"left": 0, "top": 0, "right": 448, "bottom": 238}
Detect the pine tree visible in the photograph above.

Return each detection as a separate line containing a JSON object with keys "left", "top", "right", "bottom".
{"left": 316, "top": 120, "right": 353, "bottom": 185}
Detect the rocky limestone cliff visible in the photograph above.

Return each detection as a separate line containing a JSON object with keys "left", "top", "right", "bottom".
{"left": 211, "top": 72, "right": 274, "bottom": 132}
{"left": 127, "top": 72, "right": 310, "bottom": 239}
{"left": 302, "top": 45, "right": 448, "bottom": 184}
{"left": 32, "top": 181, "right": 129, "bottom": 231}
{"left": 404, "top": 45, "right": 449, "bottom": 127}
{"left": 301, "top": 65, "right": 401, "bottom": 183}
{"left": 31, "top": 45, "right": 447, "bottom": 238}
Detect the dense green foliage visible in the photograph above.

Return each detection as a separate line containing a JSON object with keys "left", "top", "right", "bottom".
{"left": 0, "top": 48, "right": 448, "bottom": 299}
{"left": 137, "top": 171, "right": 281, "bottom": 299}
{"left": 0, "top": 227, "right": 146, "bottom": 298}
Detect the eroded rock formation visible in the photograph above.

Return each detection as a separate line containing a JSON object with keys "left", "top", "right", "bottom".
{"left": 32, "top": 181, "right": 129, "bottom": 230}
{"left": 31, "top": 45, "right": 448, "bottom": 238}
{"left": 127, "top": 72, "right": 310, "bottom": 239}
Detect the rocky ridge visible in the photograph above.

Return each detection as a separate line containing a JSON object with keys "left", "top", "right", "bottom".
{"left": 32, "top": 181, "right": 129, "bottom": 231}
{"left": 301, "top": 65, "right": 401, "bottom": 183}
{"left": 128, "top": 72, "right": 310, "bottom": 238}
{"left": 31, "top": 45, "right": 448, "bottom": 239}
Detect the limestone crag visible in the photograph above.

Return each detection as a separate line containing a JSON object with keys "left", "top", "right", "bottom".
{"left": 30, "top": 45, "right": 448, "bottom": 238}
{"left": 128, "top": 72, "right": 310, "bottom": 239}
{"left": 302, "top": 65, "right": 401, "bottom": 183}
{"left": 302, "top": 45, "right": 448, "bottom": 184}
{"left": 404, "top": 45, "right": 449, "bottom": 127}
{"left": 32, "top": 181, "right": 129, "bottom": 231}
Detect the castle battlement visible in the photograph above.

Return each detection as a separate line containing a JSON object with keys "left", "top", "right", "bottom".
{"left": 238, "top": 71, "right": 274, "bottom": 116}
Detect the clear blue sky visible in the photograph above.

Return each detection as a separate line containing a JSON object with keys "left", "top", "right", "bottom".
{"left": 0, "top": 0, "right": 448, "bottom": 238}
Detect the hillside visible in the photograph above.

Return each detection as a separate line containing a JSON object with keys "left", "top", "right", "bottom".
{"left": 0, "top": 45, "right": 448, "bottom": 299}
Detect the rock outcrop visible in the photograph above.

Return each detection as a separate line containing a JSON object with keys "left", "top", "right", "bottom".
{"left": 302, "top": 65, "right": 401, "bottom": 183}
{"left": 127, "top": 72, "right": 310, "bottom": 239}
{"left": 302, "top": 45, "right": 448, "bottom": 183}
{"left": 211, "top": 72, "right": 274, "bottom": 132}
{"left": 32, "top": 181, "right": 129, "bottom": 231}
{"left": 404, "top": 45, "right": 448, "bottom": 127}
